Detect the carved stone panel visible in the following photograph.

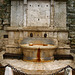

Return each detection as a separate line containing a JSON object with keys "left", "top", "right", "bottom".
{"left": 27, "top": 0, "right": 50, "bottom": 26}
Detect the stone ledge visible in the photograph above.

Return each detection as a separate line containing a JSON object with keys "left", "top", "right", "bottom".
{"left": 6, "top": 44, "right": 70, "bottom": 49}
{"left": 5, "top": 27, "right": 68, "bottom": 32}
{"left": 6, "top": 45, "right": 20, "bottom": 48}
{"left": 58, "top": 47, "right": 70, "bottom": 49}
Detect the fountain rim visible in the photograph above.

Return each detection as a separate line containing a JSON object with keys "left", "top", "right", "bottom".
{"left": 20, "top": 44, "right": 58, "bottom": 50}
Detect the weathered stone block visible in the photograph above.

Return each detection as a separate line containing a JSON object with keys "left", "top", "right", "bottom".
{"left": 6, "top": 5, "right": 10, "bottom": 12}
{"left": 49, "top": 32, "right": 53, "bottom": 37}
{"left": 67, "top": 19, "right": 72, "bottom": 25}
{"left": 0, "top": 51, "right": 5, "bottom": 60}
{"left": 58, "top": 32, "right": 68, "bottom": 41}
{"left": 9, "top": 32, "right": 14, "bottom": 39}
{"left": 70, "top": 49, "right": 75, "bottom": 53}
{"left": 70, "top": 26, "right": 75, "bottom": 30}
{"left": 8, "top": 39, "right": 14, "bottom": 44}
{"left": 27, "top": 0, "right": 50, "bottom": 26}
{"left": 42, "top": 32, "right": 45, "bottom": 37}
{"left": 3, "top": 13, "right": 10, "bottom": 18}
{"left": 6, "top": 45, "right": 22, "bottom": 54}
{"left": 56, "top": 49, "right": 70, "bottom": 55}
{"left": 3, "top": 19, "right": 9, "bottom": 25}
{"left": 53, "top": 32, "right": 57, "bottom": 38}
{"left": 0, "top": 30, "right": 8, "bottom": 37}
{"left": 14, "top": 32, "right": 19, "bottom": 39}
{"left": 67, "top": 9, "right": 75, "bottom": 13}
{"left": 70, "top": 32, "right": 75, "bottom": 37}
{"left": 0, "top": 18, "right": 2, "bottom": 24}
{"left": 3, "top": 40, "right": 8, "bottom": 45}
{"left": 23, "top": 31, "right": 28, "bottom": 38}
{"left": 54, "top": 1, "right": 66, "bottom": 28}
{"left": 58, "top": 40, "right": 70, "bottom": 47}
{"left": 68, "top": 13, "right": 75, "bottom": 19}
{"left": 70, "top": 35, "right": 75, "bottom": 38}
{"left": 0, "top": 26, "right": 2, "bottom": 30}
{"left": 0, "top": 0, "right": 3, "bottom": 3}
{"left": 0, "top": 40, "right": 3, "bottom": 47}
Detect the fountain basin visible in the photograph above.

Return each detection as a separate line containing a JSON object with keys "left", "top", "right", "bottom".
{"left": 20, "top": 38, "right": 58, "bottom": 62}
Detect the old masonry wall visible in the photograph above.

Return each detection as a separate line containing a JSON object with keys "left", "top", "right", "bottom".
{"left": 67, "top": 0, "right": 75, "bottom": 55}
{"left": 0, "top": 0, "right": 10, "bottom": 51}
{"left": 0, "top": 0, "right": 75, "bottom": 58}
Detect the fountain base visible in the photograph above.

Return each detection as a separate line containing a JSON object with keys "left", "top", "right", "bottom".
{"left": 21, "top": 44, "right": 56, "bottom": 62}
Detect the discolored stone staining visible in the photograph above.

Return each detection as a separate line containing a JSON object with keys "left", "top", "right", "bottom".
{"left": 37, "top": 48, "right": 41, "bottom": 62}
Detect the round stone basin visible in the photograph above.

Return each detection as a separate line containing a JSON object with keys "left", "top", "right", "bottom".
{"left": 20, "top": 38, "right": 58, "bottom": 62}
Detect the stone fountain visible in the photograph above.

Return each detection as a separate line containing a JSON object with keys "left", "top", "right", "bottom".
{"left": 6, "top": 0, "right": 70, "bottom": 57}
{"left": 0, "top": 0, "right": 73, "bottom": 74}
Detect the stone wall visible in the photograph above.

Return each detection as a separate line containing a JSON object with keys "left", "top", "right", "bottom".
{"left": 0, "top": 0, "right": 75, "bottom": 54}
{"left": 0, "top": 0, "right": 10, "bottom": 51}
{"left": 0, "top": 0, "right": 10, "bottom": 27}
{"left": 67, "top": 0, "right": 75, "bottom": 54}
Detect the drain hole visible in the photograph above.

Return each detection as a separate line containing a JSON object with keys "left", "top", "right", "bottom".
{"left": 30, "top": 33, "right": 33, "bottom": 37}
{"left": 38, "top": 19, "right": 40, "bottom": 21}
{"left": 44, "top": 33, "right": 47, "bottom": 38}
{"left": 46, "top": 5, "right": 48, "bottom": 7}
{"left": 38, "top": 5, "right": 40, "bottom": 7}
{"left": 30, "top": 5, "right": 31, "bottom": 7}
